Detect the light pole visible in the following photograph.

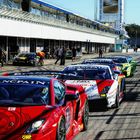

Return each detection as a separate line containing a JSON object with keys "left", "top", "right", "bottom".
{"left": 135, "top": 30, "right": 137, "bottom": 49}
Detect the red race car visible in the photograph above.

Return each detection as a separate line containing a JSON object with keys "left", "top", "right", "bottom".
{"left": 0, "top": 76, "right": 89, "bottom": 140}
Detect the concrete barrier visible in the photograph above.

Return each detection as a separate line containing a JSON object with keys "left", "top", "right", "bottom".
{"left": 128, "top": 49, "right": 134, "bottom": 53}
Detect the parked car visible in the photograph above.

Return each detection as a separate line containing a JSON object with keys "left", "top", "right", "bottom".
{"left": 65, "top": 50, "right": 82, "bottom": 59}
{"left": 13, "top": 52, "right": 39, "bottom": 66}
{"left": 0, "top": 76, "right": 89, "bottom": 140}
{"left": 66, "top": 50, "right": 73, "bottom": 59}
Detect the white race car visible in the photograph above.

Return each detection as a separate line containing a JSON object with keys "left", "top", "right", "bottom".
{"left": 62, "top": 64, "right": 125, "bottom": 109}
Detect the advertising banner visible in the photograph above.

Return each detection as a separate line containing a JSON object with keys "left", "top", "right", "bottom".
{"left": 103, "top": 0, "right": 118, "bottom": 13}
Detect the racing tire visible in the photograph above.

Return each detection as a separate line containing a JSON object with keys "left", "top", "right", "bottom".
{"left": 56, "top": 116, "right": 66, "bottom": 140}
{"left": 82, "top": 100, "right": 89, "bottom": 131}
{"left": 115, "top": 89, "right": 120, "bottom": 108}
{"left": 13, "top": 62, "right": 17, "bottom": 66}
{"left": 33, "top": 61, "right": 37, "bottom": 67}
{"left": 123, "top": 80, "right": 126, "bottom": 100}
{"left": 130, "top": 71, "right": 134, "bottom": 77}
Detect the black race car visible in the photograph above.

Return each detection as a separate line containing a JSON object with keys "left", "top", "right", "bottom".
{"left": 13, "top": 52, "right": 38, "bottom": 66}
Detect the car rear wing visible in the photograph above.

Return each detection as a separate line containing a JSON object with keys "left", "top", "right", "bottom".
{"left": 2, "top": 70, "right": 72, "bottom": 76}
{"left": 2, "top": 70, "right": 83, "bottom": 80}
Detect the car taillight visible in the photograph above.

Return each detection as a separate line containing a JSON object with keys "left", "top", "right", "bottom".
{"left": 112, "top": 66, "right": 117, "bottom": 71}
{"left": 2, "top": 72, "right": 9, "bottom": 76}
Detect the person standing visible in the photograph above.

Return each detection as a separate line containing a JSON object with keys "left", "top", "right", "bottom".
{"left": 99, "top": 47, "right": 103, "bottom": 58}
{"left": 37, "top": 50, "right": 45, "bottom": 66}
{"left": 60, "top": 47, "right": 66, "bottom": 65}
{"left": 0, "top": 48, "right": 3, "bottom": 67}
{"left": 55, "top": 47, "right": 62, "bottom": 65}
{"left": 72, "top": 47, "right": 76, "bottom": 61}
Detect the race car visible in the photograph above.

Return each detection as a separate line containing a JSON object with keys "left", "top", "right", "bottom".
{"left": 104, "top": 56, "right": 137, "bottom": 77}
{"left": 62, "top": 64, "right": 126, "bottom": 109}
{"left": 13, "top": 52, "right": 39, "bottom": 66}
{"left": 0, "top": 76, "right": 89, "bottom": 140}
{"left": 82, "top": 58, "right": 122, "bottom": 71}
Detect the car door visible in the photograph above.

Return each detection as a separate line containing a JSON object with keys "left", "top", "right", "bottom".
{"left": 53, "top": 81, "right": 74, "bottom": 136}
{"left": 130, "top": 60, "right": 137, "bottom": 73}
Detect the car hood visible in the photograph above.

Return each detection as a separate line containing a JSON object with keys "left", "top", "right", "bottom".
{"left": 15, "top": 57, "right": 27, "bottom": 60}
{"left": 0, "top": 105, "right": 52, "bottom": 138}
{"left": 65, "top": 80, "right": 114, "bottom": 100}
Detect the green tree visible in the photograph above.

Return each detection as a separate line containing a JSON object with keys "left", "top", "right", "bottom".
{"left": 125, "top": 24, "right": 140, "bottom": 48}
{"left": 125, "top": 24, "right": 140, "bottom": 38}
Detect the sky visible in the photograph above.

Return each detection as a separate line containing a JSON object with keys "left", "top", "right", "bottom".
{"left": 42, "top": 0, "right": 140, "bottom": 25}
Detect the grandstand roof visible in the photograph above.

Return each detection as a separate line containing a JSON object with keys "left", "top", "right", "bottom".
{"left": 32, "top": 0, "right": 120, "bottom": 33}
{"left": 32, "top": 0, "right": 96, "bottom": 22}
{"left": 32, "top": 0, "right": 73, "bottom": 14}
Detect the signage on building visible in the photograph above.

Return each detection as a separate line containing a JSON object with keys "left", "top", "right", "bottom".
{"left": 103, "top": 0, "right": 118, "bottom": 14}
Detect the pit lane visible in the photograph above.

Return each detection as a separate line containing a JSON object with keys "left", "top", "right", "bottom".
{"left": 74, "top": 54, "right": 140, "bottom": 140}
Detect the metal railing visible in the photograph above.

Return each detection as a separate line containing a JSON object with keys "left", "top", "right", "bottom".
{"left": 0, "top": 5, "right": 118, "bottom": 38}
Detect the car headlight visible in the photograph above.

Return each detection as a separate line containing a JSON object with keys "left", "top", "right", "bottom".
{"left": 25, "top": 119, "right": 45, "bottom": 134}
{"left": 100, "top": 86, "right": 111, "bottom": 97}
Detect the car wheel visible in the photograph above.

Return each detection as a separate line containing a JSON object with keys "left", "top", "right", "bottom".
{"left": 82, "top": 100, "right": 89, "bottom": 131}
{"left": 130, "top": 71, "right": 134, "bottom": 77}
{"left": 33, "top": 61, "right": 37, "bottom": 66}
{"left": 115, "top": 89, "right": 120, "bottom": 108}
{"left": 56, "top": 116, "right": 66, "bottom": 140}
{"left": 123, "top": 80, "right": 126, "bottom": 100}
{"left": 13, "top": 62, "right": 17, "bottom": 66}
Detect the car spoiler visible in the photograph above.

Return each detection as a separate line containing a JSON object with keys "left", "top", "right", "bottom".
{"left": 2, "top": 70, "right": 72, "bottom": 76}
{"left": 2, "top": 70, "right": 83, "bottom": 79}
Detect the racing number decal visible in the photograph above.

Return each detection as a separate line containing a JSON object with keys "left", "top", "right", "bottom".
{"left": 65, "top": 107, "right": 71, "bottom": 132}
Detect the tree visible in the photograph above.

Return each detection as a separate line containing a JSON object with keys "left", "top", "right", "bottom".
{"left": 125, "top": 24, "right": 140, "bottom": 48}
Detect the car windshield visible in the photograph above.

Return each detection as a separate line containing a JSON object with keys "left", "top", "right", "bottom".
{"left": 83, "top": 62, "right": 115, "bottom": 70}
{"left": 0, "top": 84, "right": 50, "bottom": 106}
{"left": 18, "top": 53, "right": 34, "bottom": 57}
{"left": 57, "top": 74, "right": 83, "bottom": 80}
{"left": 62, "top": 67, "right": 111, "bottom": 80}
{"left": 83, "top": 60, "right": 113, "bottom": 64}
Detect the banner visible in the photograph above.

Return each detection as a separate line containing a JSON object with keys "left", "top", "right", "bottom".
{"left": 103, "top": 0, "right": 118, "bottom": 13}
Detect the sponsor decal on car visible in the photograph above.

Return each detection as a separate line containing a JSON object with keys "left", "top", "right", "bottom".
{"left": 65, "top": 107, "right": 71, "bottom": 132}
{"left": 8, "top": 107, "right": 16, "bottom": 111}
{"left": 67, "top": 65, "right": 108, "bottom": 71}
{"left": 0, "top": 80, "right": 46, "bottom": 85}
{"left": 66, "top": 80, "right": 100, "bottom": 100}
{"left": 22, "top": 134, "right": 32, "bottom": 140}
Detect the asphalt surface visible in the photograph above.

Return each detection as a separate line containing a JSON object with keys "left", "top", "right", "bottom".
{"left": 1, "top": 52, "right": 140, "bottom": 140}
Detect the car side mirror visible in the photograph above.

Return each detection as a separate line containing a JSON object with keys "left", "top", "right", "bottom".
{"left": 65, "top": 93, "right": 79, "bottom": 101}
{"left": 63, "top": 93, "right": 79, "bottom": 106}
{"left": 113, "top": 74, "right": 118, "bottom": 80}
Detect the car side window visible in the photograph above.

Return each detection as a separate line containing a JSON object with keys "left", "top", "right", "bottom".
{"left": 54, "top": 81, "right": 65, "bottom": 104}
